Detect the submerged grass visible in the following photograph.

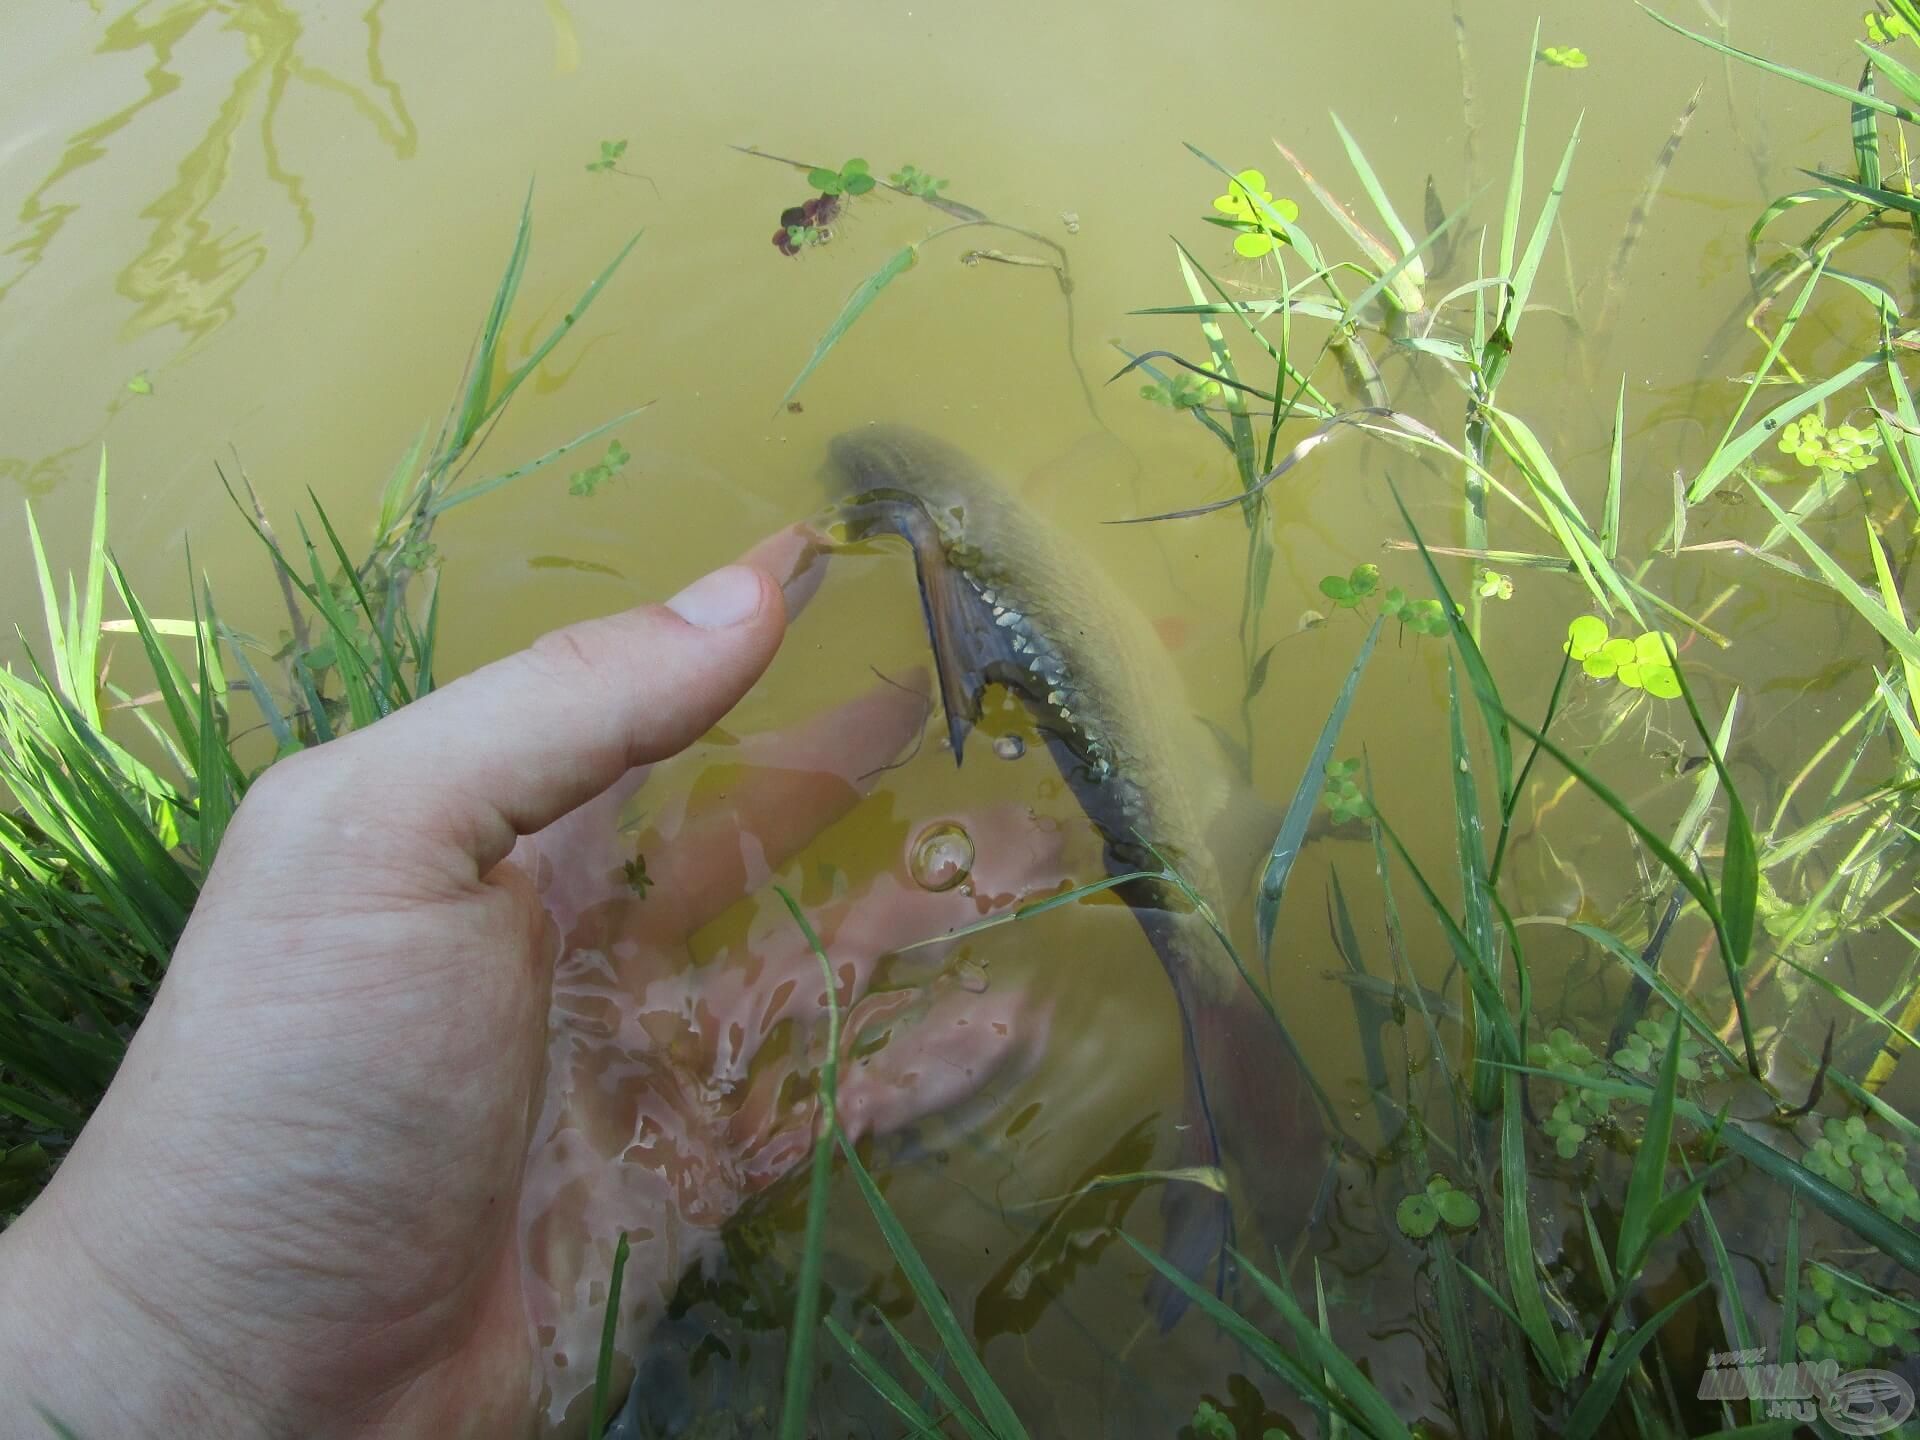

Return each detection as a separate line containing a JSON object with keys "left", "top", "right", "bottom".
{"left": 734, "top": 8, "right": 1920, "bottom": 1438}
{"left": 0, "top": 192, "right": 642, "bottom": 1199}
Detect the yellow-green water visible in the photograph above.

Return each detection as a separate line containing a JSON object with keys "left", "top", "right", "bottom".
{"left": 1, "top": 0, "right": 1902, "bottom": 1432}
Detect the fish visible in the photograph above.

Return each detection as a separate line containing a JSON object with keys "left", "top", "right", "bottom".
{"left": 819, "top": 423, "right": 1326, "bottom": 1323}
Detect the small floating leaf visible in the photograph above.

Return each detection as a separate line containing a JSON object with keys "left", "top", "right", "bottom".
{"left": 1396, "top": 1193, "right": 1439, "bottom": 1238}
{"left": 1565, "top": 614, "right": 1609, "bottom": 660}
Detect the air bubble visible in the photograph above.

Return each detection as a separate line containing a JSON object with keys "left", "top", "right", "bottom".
{"left": 993, "top": 733, "right": 1025, "bottom": 760}
{"left": 909, "top": 821, "right": 974, "bottom": 892}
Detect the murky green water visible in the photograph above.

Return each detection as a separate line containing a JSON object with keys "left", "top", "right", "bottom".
{"left": 3, "top": 1, "right": 1904, "bottom": 1433}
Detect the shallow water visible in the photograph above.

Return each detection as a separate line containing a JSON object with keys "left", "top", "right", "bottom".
{"left": 1, "top": 0, "right": 1905, "bottom": 1433}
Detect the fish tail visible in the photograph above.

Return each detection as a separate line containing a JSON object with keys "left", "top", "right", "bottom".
{"left": 1147, "top": 984, "right": 1329, "bottom": 1329}
{"left": 1145, "top": 1020, "right": 1232, "bottom": 1328}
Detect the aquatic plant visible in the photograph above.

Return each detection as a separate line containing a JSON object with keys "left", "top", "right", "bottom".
{"left": 1209, "top": 169, "right": 1300, "bottom": 259}
{"left": 736, "top": 146, "right": 1091, "bottom": 415}
{"left": 1322, "top": 757, "right": 1370, "bottom": 826}
{"left": 888, "top": 163, "right": 949, "bottom": 198}
{"left": 0, "top": 196, "right": 642, "bottom": 1190}
{"left": 776, "top": 14, "right": 1920, "bottom": 1435}
{"left": 568, "top": 437, "right": 632, "bottom": 497}
{"left": 806, "top": 156, "right": 877, "bottom": 197}
{"left": 1394, "top": 1173, "right": 1481, "bottom": 1238}
{"left": 585, "top": 138, "right": 627, "bottom": 173}
{"left": 1564, "top": 616, "right": 1681, "bottom": 698}
{"left": 1538, "top": 44, "right": 1588, "bottom": 68}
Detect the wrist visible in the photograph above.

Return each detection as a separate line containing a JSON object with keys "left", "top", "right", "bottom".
{"left": 0, "top": 1194, "right": 279, "bottom": 1439}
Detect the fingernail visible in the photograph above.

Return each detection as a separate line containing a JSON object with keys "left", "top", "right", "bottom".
{"left": 666, "top": 565, "right": 764, "bottom": 629}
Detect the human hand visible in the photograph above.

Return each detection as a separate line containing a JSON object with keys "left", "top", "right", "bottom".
{"left": 0, "top": 530, "right": 1065, "bottom": 1439}
{"left": 515, "top": 687, "right": 1065, "bottom": 1432}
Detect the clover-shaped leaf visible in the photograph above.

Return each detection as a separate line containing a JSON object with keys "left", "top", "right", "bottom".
{"left": 1539, "top": 45, "right": 1589, "bottom": 68}
{"left": 1478, "top": 569, "right": 1514, "bottom": 600}
{"left": 1565, "top": 614, "right": 1609, "bottom": 660}
{"left": 1423, "top": 1174, "right": 1481, "bottom": 1230}
{"left": 1396, "top": 1192, "right": 1438, "bottom": 1238}
{"left": 1211, "top": 169, "right": 1300, "bottom": 258}
{"left": 1869, "top": 11, "right": 1916, "bottom": 42}
{"left": 587, "top": 138, "right": 628, "bottom": 173}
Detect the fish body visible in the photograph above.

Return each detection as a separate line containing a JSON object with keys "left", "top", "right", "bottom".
{"left": 820, "top": 424, "right": 1324, "bottom": 1318}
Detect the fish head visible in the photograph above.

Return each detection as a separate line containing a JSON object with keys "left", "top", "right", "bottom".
{"left": 820, "top": 424, "right": 985, "bottom": 521}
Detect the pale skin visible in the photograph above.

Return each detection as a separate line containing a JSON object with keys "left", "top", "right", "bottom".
{"left": 0, "top": 532, "right": 1063, "bottom": 1438}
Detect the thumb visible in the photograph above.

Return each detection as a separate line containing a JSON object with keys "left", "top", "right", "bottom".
{"left": 259, "top": 562, "right": 786, "bottom": 879}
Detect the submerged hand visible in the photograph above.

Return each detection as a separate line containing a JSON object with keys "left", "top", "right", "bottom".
{"left": 0, "top": 530, "right": 1063, "bottom": 1440}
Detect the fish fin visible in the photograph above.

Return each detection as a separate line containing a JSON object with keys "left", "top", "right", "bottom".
{"left": 837, "top": 493, "right": 1029, "bottom": 766}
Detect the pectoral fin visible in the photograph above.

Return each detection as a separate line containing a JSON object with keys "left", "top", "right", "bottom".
{"left": 836, "top": 494, "right": 1027, "bottom": 766}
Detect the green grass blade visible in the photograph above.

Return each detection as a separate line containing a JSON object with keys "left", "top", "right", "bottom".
{"left": 1255, "top": 617, "right": 1381, "bottom": 973}
{"left": 1387, "top": 478, "right": 1512, "bottom": 804}
{"left": 1374, "top": 813, "right": 1521, "bottom": 1072}
{"left": 1862, "top": 37, "right": 1920, "bottom": 106}
{"left": 779, "top": 245, "right": 918, "bottom": 413}
{"left": 1615, "top": 1007, "right": 1684, "bottom": 1276}
{"left": 1669, "top": 665, "right": 1757, "bottom": 982}
{"left": 1498, "top": 18, "right": 1540, "bottom": 284}
{"left": 1692, "top": 1187, "right": 1759, "bottom": 1424}
{"left": 1603, "top": 379, "right": 1625, "bottom": 559}
{"left": 1330, "top": 113, "right": 1423, "bottom": 282}
{"left": 585, "top": 1231, "right": 630, "bottom": 1440}
{"left": 1508, "top": 115, "right": 1583, "bottom": 329}
{"left": 774, "top": 885, "right": 842, "bottom": 1440}
{"left": 457, "top": 183, "right": 535, "bottom": 446}
{"left": 220, "top": 622, "right": 294, "bottom": 751}
{"left": 837, "top": 1127, "right": 1026, "bottom": 1438}
{"left": 1272, "top": 135, "right": 1421, "bottom": 313}
{"left": 1234, "top": 1250, "right": 1413, "bottom": 1440}
{"left": 1489, "top": 407, "right": 1641, "bottom": 621}
{"left": 1566, "top": 925, "right": 1744, "bottom": 1076}
{"left": 874, "top": 1314, "right": 997, "bottom": 1440}
{"left": 825, "top": 1317, "right": 946, "bottom": 1435}
{"left": 1642, "top": 7, "right": 1920, "bottom": 122}
{"left": 428, "top": 405, "right": 654, "bottom": 516}
{"left": 71, "top": 449, "right": 109, "bottom": 730}
{"left": 1781, "top": 1195, "right": 1801, "bottom": 1367}
{"left": 1522, "top": 1065, "right": 1920, "bottom": 1272}
{"left": 1500, "top": 1074, "right": 1567, "bottom": 1385}
{"left": 1564, "top": 1281, "right": 1708, "bottom": 1440}
{"left": 1688, "top": 357, "right": 1879, "bottom": 504}
{"left": 1449, "top": 660, "right": 1502, "bottom": 1112}
{"left": 1855, "top": 60, "right": 1884, "bottom": 187}
{"left": 1505, "top": 706, "right": 1758, "bottom": 1073}
{"left": 191, "top": 592, "right": 233, "bottom": 863}
{"left": 1746, "top": 485, "right": 1920, "bottom": 668}
{"left": 482, "top": 227, "right": 644, "bottom": 435}
{"left": 1121, "top": 1235, "right": 1367, "bottom": 1429}
{"left": 22, "top": 501, "right": 73, "bottom": 706}
{"left": 106, "top": 556, "right": 201, "bottom": 774}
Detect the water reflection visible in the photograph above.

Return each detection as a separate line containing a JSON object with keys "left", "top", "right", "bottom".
{"left": 1, "top": 0, "right": 415, "bottom": 340}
